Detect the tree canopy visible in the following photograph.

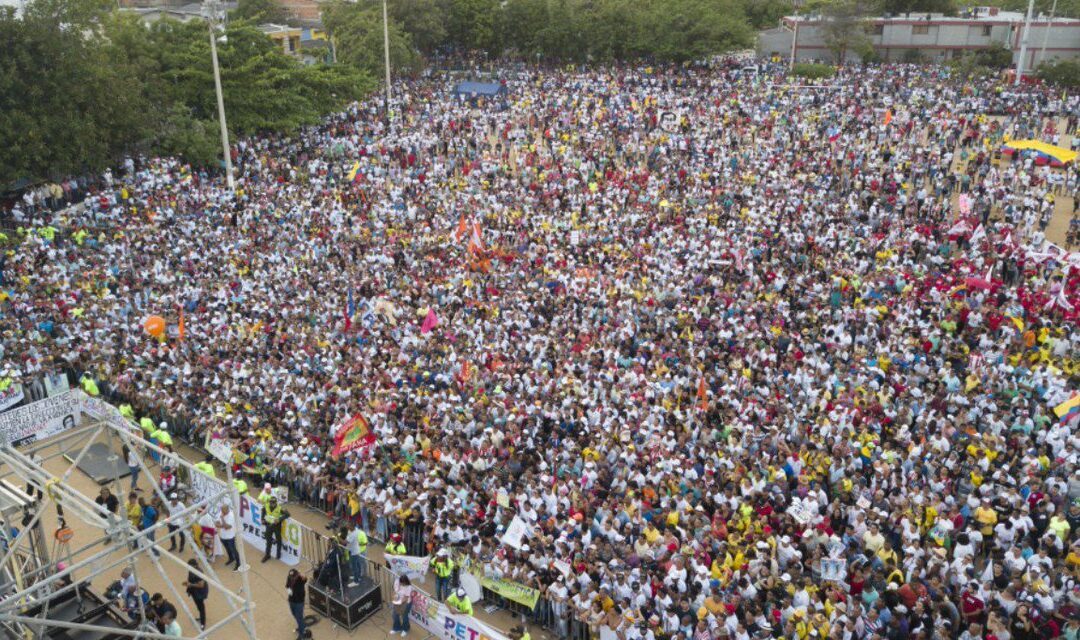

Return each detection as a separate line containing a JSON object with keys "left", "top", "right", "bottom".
{"left": 0, "top": 0, "right": 372, "bottom": 186}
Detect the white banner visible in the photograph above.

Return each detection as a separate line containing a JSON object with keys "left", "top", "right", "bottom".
{"left": 187, "top": 470, "right": 302, "bottom": 566}
{"left": 386, "top": 554, "right": 430, "bottom": 583}
{"left": 500, "top": 516, "right": 532, "bottom": 550}
{"left": 459, "top": 572, "right": 484, "bottom": 603}
{"left": 408, "top": 588, "right": 509, "bottom": 640}
{"left": 0, "top": 391, "right": 81, "bottom": 447}
{"left": 0, "top": 383, "right": 25, "bottom": 412}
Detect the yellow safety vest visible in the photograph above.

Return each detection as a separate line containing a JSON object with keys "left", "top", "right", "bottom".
{"left": 81, "top": 377, "right": 99, "bottom": 396}
{"left": 194, "top": 461, "right": 215, "bottom": 477}
{"left": 264, "top": 503, "right": 283, "bottom": 525}
{"left": 386, "top": 541, "right": 406, "bottom": 555}
{"left": 139, "top": 417, "right": 155, "bottom": 433}
{"left": 233, "top": 479, "right": 248, "bottom": 495}
{"left": 432, "top": 558, "right": 454, "bottom": 578}
{"left": 119, "top": 404, "right": 135, "bottom": 419}
{"left": 447, "top": 594, "right": 472, "bottom": 615}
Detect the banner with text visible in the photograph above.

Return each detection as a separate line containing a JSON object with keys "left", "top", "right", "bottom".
{"left": 0, "top": 391, "right": 81, "bottom": 447}
{"left": 479, "top": 575, "right": 541, "bottom": 610}
{"left": 387, "top": 554, "right": 430, "bottom": 583}
{"left": 408, "top": 588, "right": 510, "bottom": 640}
{"left": 188, "top": 467, "right": 302, "bottom": 566}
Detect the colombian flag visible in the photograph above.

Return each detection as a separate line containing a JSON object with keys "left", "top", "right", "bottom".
{"left": 347, "top": 161, "right": 361, "bottom": 183}
{"left": 1053, "top": 394, "right": 1080, "bottom": 425}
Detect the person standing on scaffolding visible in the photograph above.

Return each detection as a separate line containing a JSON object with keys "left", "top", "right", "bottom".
{"left": 261, "top": 495, "right": 286, "bottom": 562}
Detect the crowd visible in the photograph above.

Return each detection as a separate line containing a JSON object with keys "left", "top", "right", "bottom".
{"left": 3, "top": 60, "right": 1080, "bottom": 640}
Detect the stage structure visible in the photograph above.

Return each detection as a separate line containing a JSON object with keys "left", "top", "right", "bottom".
{"left": 0, "top": 418, "right": 258, "bottom": 639}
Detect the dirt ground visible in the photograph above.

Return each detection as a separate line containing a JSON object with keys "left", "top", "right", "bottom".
{"left": 8, "top": 426, "right": 544, "bottom": 640}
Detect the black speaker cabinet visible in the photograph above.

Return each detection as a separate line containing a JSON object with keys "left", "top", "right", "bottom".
{"left": 309, "top": 577, "right": 382, "bottom": 630}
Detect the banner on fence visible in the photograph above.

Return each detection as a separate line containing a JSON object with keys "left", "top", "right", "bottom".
{"left": 188, "top": 465, "right": 303, "bottom": 566}
{"left": 0, "top": 391, "right": 81, "bottom": 447}
{"left": 409, "top": 588, "right": 509, "bottom": 640}
{"left": 480, "top": 575, "right": 541, "bottom": 610}
{"left": 387, "top": 554, "right": 430, "bottom": 583}
{"left": 0, "top": 383, "right": 25, "bottom": 412}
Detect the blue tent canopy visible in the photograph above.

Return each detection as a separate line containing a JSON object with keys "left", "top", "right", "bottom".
{"left": 453, "top": 81, "right": 507, "bottom": 98}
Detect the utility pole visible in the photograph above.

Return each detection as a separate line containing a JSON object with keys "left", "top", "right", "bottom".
{"left": 1038, "top": 0, "right": 1058, "bottom": 69}
{"left": 789, "top": 17, "right": 799, "bottom": 69}
{"left": 205, "top": 0, "right": 235, "bottom": 190}
{"left": 1015, "top": 0, "right": 1035, "bottom": 86}
{"left": 382, "top": 0, "right": 393, "bottom": 126}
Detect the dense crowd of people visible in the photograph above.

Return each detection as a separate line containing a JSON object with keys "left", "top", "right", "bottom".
{"left": 3, "top": 60, "right": 1080, "bottom": 640}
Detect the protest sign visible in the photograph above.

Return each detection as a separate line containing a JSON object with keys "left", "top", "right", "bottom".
{"left": 820, "top": 558, "right": 846, "bottom": 582}
{"left": 42, "top": 371, "right": 70, "bottom": 398}
{"left": 205, "top": 435, "right": 233, "bottom": 465}
{"left": 500, "top": 516, "right": 532, "bottom": 550}
{"left": 0, "top": 391, "right": 81, "bottom": 447}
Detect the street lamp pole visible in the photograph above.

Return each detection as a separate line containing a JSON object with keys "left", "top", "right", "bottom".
{"left": 382, "top": 0, "right": 393, "bottom": 126}
{"left": 205, "top": 0, "right": 235, "bottom": 190}
{"left": 1015, "top": 0, "right": 1035, "bottom": 86}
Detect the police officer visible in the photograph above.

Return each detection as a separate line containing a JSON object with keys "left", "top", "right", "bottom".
{"left": 261, "top": 496, "right": 286, "bottom": 562}
{"left": 446, "top": 588, "right": 472, "bottom": 616}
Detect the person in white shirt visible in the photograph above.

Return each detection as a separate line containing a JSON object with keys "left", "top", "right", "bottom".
{"left": 217, "top": 503, "right": 240, "bottom": 570}
{"left": 166, "top": 494, "right": 187, "bottom": 553}
{"left": 391, "top": 575, "right": 413, "bottom": 636}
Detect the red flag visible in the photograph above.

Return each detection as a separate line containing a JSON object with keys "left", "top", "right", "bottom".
{"left": 697, "top": 376, "right": 707, "bottom": 411}
{"left": 178, "top": 309, "right": 185, "bottom": 341}
{"left": 421, "top": 308, "right": 439, "bottom": 334}
{"left": 454, "top": 214, "right": 468, "bottom": 243}
{"left": 331, "top": 414, "right": 375, "bottom": 458}
{"left": 468, "top": 220, "right": 485, "bottom": 254}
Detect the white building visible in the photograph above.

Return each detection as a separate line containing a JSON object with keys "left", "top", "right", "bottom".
{"left": 758, "top": 6, "right": 1080, "bottom": 72}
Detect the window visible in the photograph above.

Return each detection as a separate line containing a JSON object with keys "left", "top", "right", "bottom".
{"left": 913, "top": 25, "right": 930, "bottom": 35}
{"left": 982, "top": 25, "right": 992, "bottom": 36}
{"left": 871, "top": 24, "right": 884, "bottom": 35}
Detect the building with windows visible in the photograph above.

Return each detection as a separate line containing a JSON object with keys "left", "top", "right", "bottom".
{"left": 758, "top": 6, "right": 1080, "bottom": 71}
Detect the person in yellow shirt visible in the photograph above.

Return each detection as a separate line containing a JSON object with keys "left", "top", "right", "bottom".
{"left": 974, "top": 499, "right": 998, "bottom": 543}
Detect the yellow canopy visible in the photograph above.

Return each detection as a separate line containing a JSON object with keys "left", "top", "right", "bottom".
{"left": 1003, "top": 139, "right": 1077, "bottom": 164}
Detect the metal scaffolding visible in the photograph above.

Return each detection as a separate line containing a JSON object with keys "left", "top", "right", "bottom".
{"left": 0, "top": 419, "right": 258, "bottom": 640}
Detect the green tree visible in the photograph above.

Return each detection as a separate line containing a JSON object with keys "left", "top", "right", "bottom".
{"left": 234, "top": 0, "right": 291, "bottom": 24}
{"left": 0, "top": 2, "right": 150, "bottom": 185}
{"left": 743, "top": 0, "right": 794, "bottom": 29}
{"left": 388, "top": 0, "right": 450, "bottom": 54}
{"left": 323, "top": 0, "right": 418, "bottom": 78}
{"left": 879, "top": 0, "right": 955, "bottom": 13}
{"left": 821, "top": 0, "right": 875, "bottom": 63}
{"left": 448, "top": 0, "right": 501, "bottom": 52}
{"left": 636, "top": 0, "right": 752, "bottom": 62}
{"left": 1037, "top": 59, "right": 1080, "bottom": 88}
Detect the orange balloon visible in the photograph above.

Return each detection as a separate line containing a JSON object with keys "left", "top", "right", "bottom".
{"left": 143, "top": 316, "right": 166, "bottom": 338}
